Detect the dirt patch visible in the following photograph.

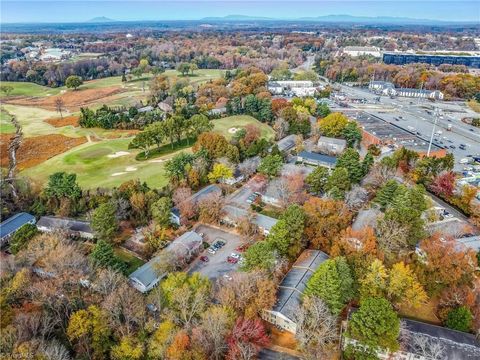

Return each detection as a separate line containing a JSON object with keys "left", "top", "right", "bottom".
{"left": 44, "top": 115, "right": 80, "bottom": 128}
{"left": 4, "top": 86, "right": 126, "bottom": 111}
{"left": 0, "top": 133, "right": 87, "bottom": 170}
{"left": 104, "top": 130, "right": 139, "bottom": 139}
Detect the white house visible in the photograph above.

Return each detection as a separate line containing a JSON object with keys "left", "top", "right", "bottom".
{"left": 317, "top": 136, "right": 347, "bottom": 155}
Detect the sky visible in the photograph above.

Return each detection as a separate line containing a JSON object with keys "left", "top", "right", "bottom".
{"left": 1, "top": 1, "right": 479, "bottom": 23}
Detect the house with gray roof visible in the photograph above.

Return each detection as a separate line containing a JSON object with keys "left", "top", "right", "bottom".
{"left": 222, "top": 205, "right": 278, "bottom": 235}
{"left": 0, "top": 212, "right": 36, "bottom": 247}
{"left": 276, "top": 134, "right": 297, "bottom": 153}
{"left": 129, "top": 231, "right": 203, "bottom": 293}
{"left": 344, "top": 309, "right": 480, "bottom": 360}
{"left": 37, "top": 216, "right": 94, "bottom": 239}
{"left": 317, "top": 136, "right": 347, "bottom": 155}
{"left": 262, "top": 249, "right": 329, "bottom": 333}
{"left": 456, "top": 235, "right": 480, "bottom": 251}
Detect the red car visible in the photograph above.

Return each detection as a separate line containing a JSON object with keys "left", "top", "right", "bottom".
{"left": 235, "top": 244, "right": 250, "bottom": 253}
{"left": 200, "top": 256, "right": 209, "bottom": 262}
{"left": 227, "top": 256, "right": 238, "bottom": 264}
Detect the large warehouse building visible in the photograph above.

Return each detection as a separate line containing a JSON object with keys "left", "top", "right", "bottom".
{"left": 383, "top": 52, "right": 480, "bottom": 68}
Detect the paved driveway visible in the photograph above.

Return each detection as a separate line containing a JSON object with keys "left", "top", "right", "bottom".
{"left": 227, "top": 175, "right": 267, "bottom": 209}
{"left": 189, "top": 224, "right": 245, "bottom": 280}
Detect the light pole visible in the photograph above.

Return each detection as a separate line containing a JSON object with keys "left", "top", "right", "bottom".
{"left": 427, "top": 107, "right": 439, "bottom": 157}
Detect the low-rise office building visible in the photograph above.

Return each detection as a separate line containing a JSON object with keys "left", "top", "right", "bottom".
{"left": 342, "top": 46, "right": 381, "bottom": 58}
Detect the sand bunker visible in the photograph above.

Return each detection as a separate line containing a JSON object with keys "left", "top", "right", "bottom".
{"left": 228, "top": 127, "right": 239, "bottom": 134}
{"left": 149, "top": 159, "right": 166, "bottom": 163}
{"left": 125, "top": 166, "right": 137, "bottom": 172}
{"left": 108, "top": 151, "right": 130, "bottom": 158}
{"left": 111, "top": 172, "right": 127, "bottom": 177}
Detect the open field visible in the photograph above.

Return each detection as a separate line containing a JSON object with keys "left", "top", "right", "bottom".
{"left": 0, "top": 81, "right": 60, "bottom": 97}
{"left": 212, "top": 115, "right": 276, "bottom": 140}
{"left": 0, "top": 109, "right": 16, "bottom": 133}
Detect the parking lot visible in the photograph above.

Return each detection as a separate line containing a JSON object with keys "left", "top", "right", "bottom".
{"left": 189, "top": 224, "right": 246, "bottom": 280}
{"left": 227, "top": 175, "right": 267, "bottom": 209}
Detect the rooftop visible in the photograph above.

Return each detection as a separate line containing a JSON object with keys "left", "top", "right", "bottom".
{"left": 37, "top": 216, "right": 93, "bottom": 234}
{"left": 276, "top": 134, "right": 297, "bottom": 152}
{"left": 0, "top": 212, "right": 35, "bottom": 239}
{"left": 222, "top": 205, "right": 278, "bottom": 232}
{"left": 190, "top": 184, "right": 222, "bottom": 204}
{"left": 272, "top": 250, "right": 329, "bottom": 321}
{"left": 318, "top": 136, "right": 347, "bottom": 146}
{"left": 456, "top": 235, "right": 480, "bottom": 251}
{"left": 297, "top": 151, "right": 337, "bottom": 165}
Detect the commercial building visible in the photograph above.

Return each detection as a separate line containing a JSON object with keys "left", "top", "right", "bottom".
{"left": 129, "top": 231, "right": 203, "bottom": 293}
{"left": 369, "top": 81, "right": 444, "bottom": 100}
{"left": 262, "top": 249, "right": 329, "bottom": 334}
{"left": 342, "top": 46, "right": 381, "bottom": 58}
{"left": 383, "top": 52, "right": 480, "bottom": 69}
{"left": 0, "top": 212, "right": 36, "bottom": 247}
{"left": 351, "top": 111, "right": 446, "bottom": 158}
{"left": 268, "top": 81, "right": 323, "bottom": 97}
{"left": 37, "top": 216, "right": 94, "bottom": 239}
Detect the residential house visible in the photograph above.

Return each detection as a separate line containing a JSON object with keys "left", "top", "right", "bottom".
{"left": 261, "top": 178, "right": 285, "bottom": 207}
{"left": 276, "top": 134, "right": 297, "bottom": 153}
{"left": 0, "top": 212, "right": 36, "bottom": 247}
{"left": 222, "top": 205, "right": 278, "bottom": 235}
{"left": 296, "top": 151, "right": 337, "bottom": 169}
{"left": 262, "top": 250, "right": 329, "bottom": 333}
{"left": 36, "top": 216, "right": 94, "bottom": 239}
{"left": 221, "top": 167, "right": 245, "bottom": 186}
{"left": 129, "top": 231, "right": 203, "bottom": 293}
{"left": 343, "top": 310, "right": 480, "bottom": 359}
{"left": 317, "top": 136, "right": 347, "bottom": 155}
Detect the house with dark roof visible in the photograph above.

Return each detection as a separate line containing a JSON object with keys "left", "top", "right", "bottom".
{"left": 0, "top": 213, "right": 36, "bottom": 247}
{"left": 129, "top": 231, "right": 203, "bottom": 293}
{"left": 296, "top": 151, "right": 337, "bottom": 169}
{"left": 37, "top": 216, "right": 94, "bottom": 239}
{"left": 262, "top": 249, "right": 329, "bottom": 333}
{"left": 276, "top": 134, "right": 297, "bottom": 153}
{"left": 343, "top": 309, "right": 480, "bottom": 360}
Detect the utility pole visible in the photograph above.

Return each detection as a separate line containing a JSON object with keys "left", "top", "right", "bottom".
{"left": 427, "top": 107, "right": 439, "bottom": 157}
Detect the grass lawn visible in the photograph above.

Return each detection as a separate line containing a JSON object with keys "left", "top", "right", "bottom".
{"left": 212, "top": 115, "right": 275, "bottom": 140}
{"left": 115, "top": 248, "right": 145, "bottom": 275}
{"left": 21, "top": 137, "right": 186, "bottom": 189}
{"left": 0, "top": 109, "right": 16, "bottom": 133}
{"left": 0, "top": 81, "right": 60, "bottom": 98}
{"left": 2, "top": 104, "right": 59, "bottom": 136}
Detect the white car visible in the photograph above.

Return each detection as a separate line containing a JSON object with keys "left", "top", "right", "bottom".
{"left": 230, "top": 253, "right": 240, "bottom": 259}
{"left": 208, "top": 248, "right": 216, "bottom": 255}
{"left": 223, "top": 274, "right": 233, "bottom": 281}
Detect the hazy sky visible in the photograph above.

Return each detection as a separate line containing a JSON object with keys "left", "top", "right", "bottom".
{"left": 1, "top": 1, "right": 479, "bottom": 23}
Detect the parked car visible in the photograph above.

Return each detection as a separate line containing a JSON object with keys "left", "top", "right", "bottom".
{"left": 200, "top": 256, "right": 209, "bottom": 262}
{"left": 223, "top": 274, "right": 233, "bottom": 281}
{"left": 227, "top": 256, "right": 238, "bottom": 264}
{"left": 235, "top": 244, "right": 250, "bottom": 252}
{"left": 208, "top": 248, "right": 216, "bottom": 255}
{"left": 230, "top": 253, "right": 240, "bottom": 259}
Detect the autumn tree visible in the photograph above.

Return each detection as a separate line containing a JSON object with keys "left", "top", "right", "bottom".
{"left": 303, "top": 197, "right": 352, "bottom": 251}
{"left": 192, "top": 132, "right": 230, "bottom": 159}
{"left": 147, "top": 320, "right": 177, "bottom": 359}
{"left": 208, "top": 163, "right": 233, "bottom": 183}
{"left": 304, "top": 256, "right": 354, "bottom": 314}
{"left": 318, "top": 112, "right": 348, "bottom": 137}
{"left": 67, "top": 305, "right": 112, "bottom": 359}
{"left": 111, "top": 336, "right": 144, "bottom": 360}
{"left": 226, "top": 318, "right": 269, "bottom": 360}
{"left": 216, "top": 271, "right": 277, "bottom": 318}
{"left": 429, "top": 171, "right": 456, "bottom": 198}
{"left": 415, "top": 234, "right": 477, "bottom": 294}
{"left": 161, "top": 272, "right": 211, "bottom": 327}
{"left": 172, "top": 186, "right": 196, "bottom": 223}
{"left": 347, "top": 297, "right": 400, "bottom": 353}
{"left": 197, "top": 192, "right": 224, "bottom": 224}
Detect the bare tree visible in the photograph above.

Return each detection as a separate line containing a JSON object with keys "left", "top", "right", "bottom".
{"left": 238, "top": 157, "right": 260, "bottom": 179}
{"left": 345, "top": 185, "right": 369, "bottom": 210}
{"left": 273, "top": 117, "right": 289, "bottom": 140}
{"left": 93, "top": 268, "right": 125, "bottom": 296}
{"left": 102, "top": 282, "right": 147, "bottom": 336}
{"left": 5, "top": 114, "right": 22, "bottom": 201}
{"left": 295, "top": 296, "right": 339, "bottom": 360}
{"left": 54, "top": 98, "right": 65, "bottom": 119}
{"left": 376, "top": 217, "right": 411, "bottom": 256}
{"left": 197, "top": 192, "right": 225, "bottom": 224}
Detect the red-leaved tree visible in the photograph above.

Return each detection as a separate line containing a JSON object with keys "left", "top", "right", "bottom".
{"left": 226, "top": 318, "right": 269, "bottom": 360}
{"left": 429, "top": 171, "right": 455, "bottom": 198}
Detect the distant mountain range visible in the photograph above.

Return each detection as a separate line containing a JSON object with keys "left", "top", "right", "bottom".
{"left": 200, "top": 14, "right": 472, "bottom": 25}
{"left": 87, "top": 16, "right": 115, "bottom": 23}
